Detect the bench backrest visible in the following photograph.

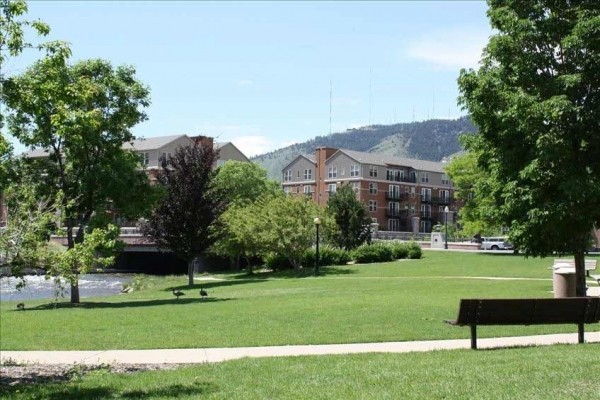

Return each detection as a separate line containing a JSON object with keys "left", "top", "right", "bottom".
{"left": 454, "top": 298, "right": 600, "bottom": 326}
{"left": 553, "top": 259, "right": 597, "bottom": 270}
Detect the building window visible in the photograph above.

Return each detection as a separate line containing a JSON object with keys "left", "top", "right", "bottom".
{"left": 420, "top": 220, "right": 431, "bottom": 233}
{"left": 440, "top": 189, "right": 449, "bottom": 202}
{"left": 304, "top": 169, "right": 313, "bottom": 180}
{"left": 421, "top": 172, "right": 429, "bottom": 183}
{"left": 351, "top": 182, "right": 360, "bottom": 192}
{"left": 340, "top": 167, "right": 345, "bottom": 176}
{"left": 369, "top": 166, "right": 378, "bottom": 178}
{"left": 421, "top": 204, "right": 431, "bottom": 218}
{"left": 160, "top": 152, "right": 172, "bottom": 162}
{"left": 350, "top": 165, "right": 360, "bottom": 177}
{"left": 410, "top": 187, "right": 416, "bottom": 198}
{"left": 421, "top": 188, "right": 432, "bottom": 202}
{"left": 371, "top": 218, "right": 378, "bottom": 224}
{"left": 442, "top": 174, "right": 450, "bottom": 185}
{"left": 369, "top": 200, "right": 377, "bottom": 212}
{"left": 388, "top": 219, "right": 400, "bottom": 231}
{"left": 388, "top": 185, "right": 400, "bottom": 200}
{"left": 409, "top": 171, "right": 417, "bottom": 182}
{"left": 369, "top": 183, "right": 377, "bottom": 195}
{"left": 297, "top": 170, "right": 300, "bottom": 177}
{"left": 409, "top": 205, "right": 416, "bottom": 215}
{"left": 327, "top": 183, "right": 337, "bottom": 193}
{"left": 140, "top": 152, "right": 150, "bottom": 166}
{"left": 284, "top": 186, "right": 292, "bottom": 194}
{"left": 303, "top": 185, "right": 312, "bottom": 195}
{"left": 328, "top": 166, "right": 338, "bottom": 178}
{"left": 284, "top": 170, "right": 292, "bottom": 182}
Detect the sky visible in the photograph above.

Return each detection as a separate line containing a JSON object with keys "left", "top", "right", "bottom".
{"left": 5, "top": 1, "right": 493, "bottom": 157}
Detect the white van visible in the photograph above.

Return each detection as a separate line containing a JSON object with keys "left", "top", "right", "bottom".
{"left": 480, "top": 237, "right": 513, "bottom": 250}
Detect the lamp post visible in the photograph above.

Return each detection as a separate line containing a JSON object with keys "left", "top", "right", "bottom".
{"left": 444, "top": 206, "right": 449, "bottom": 250}
{"left": 314, "top": 217, "right": 321, "bottom": 275}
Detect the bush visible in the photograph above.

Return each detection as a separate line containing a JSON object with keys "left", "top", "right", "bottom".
{"left": 390, "top": 241, "right": 409, "bottom": 259}
{"left": 406, "top": 241, "right": 423, "bottom": 259}
{"left": 264, "top": 252, "right": 294, "bottom": 271}
{"left": 303, "top": 246, "right": 352, "bottom": 267}
{"left": 352, "top": 243, "right": 394, "bottom": 264}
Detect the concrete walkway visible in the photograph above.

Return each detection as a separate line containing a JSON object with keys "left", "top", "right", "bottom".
{"left": 2, "top": 332, "right": 598, "bottom": 365}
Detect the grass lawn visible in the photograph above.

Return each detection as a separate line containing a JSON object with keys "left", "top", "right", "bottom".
{"left": 1, "top": 251, "right": 598, "bottom": 350}
{"left": 2, "top": 344, "right": 599, "bottom": 399}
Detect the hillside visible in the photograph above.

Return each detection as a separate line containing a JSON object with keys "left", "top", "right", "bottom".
{"left": 252, "top": 116, "right": 476, "bottom": 180}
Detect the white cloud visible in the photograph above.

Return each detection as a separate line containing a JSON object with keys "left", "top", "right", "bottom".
{"left": 230, "top": 135, "right": 274, "bottom": 157}
{"left": 237, "top": 79, "right": 254, "bottom": 86}
{"left": 407, "top": 28, "right": 491, "bottom": 70}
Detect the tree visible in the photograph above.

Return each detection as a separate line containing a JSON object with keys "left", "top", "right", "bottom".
{"left": 211, "top": 161, "right": 281, "bottom": 270}
{"left": 445, "top": 144, "right": 501, "bottom": 237}
{"left": 213, "top": 160, "right": 281, "bottom": 206}
{"left": 251, "top": 194, "right": 321, "bottom": 272}
{"left": 1, "top": 0, "right": 70, "bottom": 125}
{"left": 143, "top": 139, "right": 228, "bottom": 286}
{"left": 3, "top": 54, "right": 153, "bottom": 303}
{"left": 326, "top": 184, "right": 371, "bottom": 250}
{"left": 457, "top": 1, "right": 600, "bottom": 296}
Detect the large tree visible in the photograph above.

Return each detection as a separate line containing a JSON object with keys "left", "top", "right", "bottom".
{"left": 326, "top": 184, "right": 371, "bottom": 250}
{"left": 458, "top": 0, "right": 600, "bottom": 296}
{"left": 143, "top": 139, "right": 228, "bottom": 286}
{"left": 444, "top": 142, "right": 502, "bottom": 237}
{"left": 211, "top": 160, "right": 281, "bottom": 270}
{"left": 3, "top": 54, "right": 152, "bottom": 303}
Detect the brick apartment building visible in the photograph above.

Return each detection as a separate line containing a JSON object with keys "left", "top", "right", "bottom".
{"left": 0, "top": 135, "right": 249, "bottom": 227}
{"left": 282, "top": 147, "right": 457, "bottom": 233}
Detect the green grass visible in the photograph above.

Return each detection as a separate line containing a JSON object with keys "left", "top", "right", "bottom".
{"left": 2, "top": 344, "right": 599, "bottom": 399}
{"left": 1, "top": 252, "right": 598, "bottom": 350}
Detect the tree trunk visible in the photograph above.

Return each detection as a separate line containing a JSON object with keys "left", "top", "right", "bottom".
{"left": 574, "top": 250, "right": 587, "bottom": 297}
{"left": 70, "top": 279, "right": 80, "bottom": 303}
{"left": 188, "top": 259, "right": 194, "bottom": 286}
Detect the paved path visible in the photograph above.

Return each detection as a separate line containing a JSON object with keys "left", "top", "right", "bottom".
{"left": 2, "top": 332, "right": 598, "bottom": 365}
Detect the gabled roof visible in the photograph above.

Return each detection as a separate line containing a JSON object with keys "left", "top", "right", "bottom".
{"left": 214, "top": 141, "right": 251, "bottom": 162}
{"left": 333, "top": 149, "right": 445, "bottom": 173}
{"left": 281, "top": 154, "right": 316, "bottom": 171}
{"left": 122, "top": 134, "right": 191, "bottom": 151}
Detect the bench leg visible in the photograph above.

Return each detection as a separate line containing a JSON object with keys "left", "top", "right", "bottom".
{"left": 578, "top": 323, "right": 584, "bottom": 344}
{"left": 470, "top": 325, "right": 477, "bottom": 349}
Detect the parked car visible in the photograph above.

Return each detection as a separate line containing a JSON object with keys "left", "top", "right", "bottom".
{"left": 480, "top": 237, "right": 514, "bottom": 251}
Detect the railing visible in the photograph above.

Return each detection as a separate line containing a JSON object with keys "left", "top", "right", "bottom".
{"left": 386, "top": 175, "right": 417, "bottom": 183}
{"left": 385, "top": 192, "right": 408, "bottom": 201}
{"left": 386, "top": 209, "right": 408, "bottom": 218}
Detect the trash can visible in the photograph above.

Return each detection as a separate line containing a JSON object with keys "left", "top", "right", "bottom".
{"left": 553, "top": 267, "right": 576, "bottom": 298}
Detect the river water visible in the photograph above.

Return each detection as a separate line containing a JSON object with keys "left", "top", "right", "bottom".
{"left": 0, "top": 274, "right": 132, "bottom": 302}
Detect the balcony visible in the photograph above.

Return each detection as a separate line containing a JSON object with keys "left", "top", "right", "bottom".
{"left": 385, "top": 192, "right": 408, "bottom": 201}
{"left": 386, "top": 209, "right": 408, "bottom": 219}
{"left": 386, "top": 174, "right": 417, "bottom": 184}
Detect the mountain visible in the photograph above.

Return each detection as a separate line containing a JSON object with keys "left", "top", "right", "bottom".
{"left": 252, "top": 116, "right": 477, "bottom": 181}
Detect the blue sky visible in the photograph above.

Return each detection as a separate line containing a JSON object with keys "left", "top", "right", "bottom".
{"left": 7, "top": 1, "right": 493, "bottom": 157}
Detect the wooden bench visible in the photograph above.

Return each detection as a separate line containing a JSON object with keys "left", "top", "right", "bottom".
{"left": 445, "top": 298, "right": 600, "bottom": 349}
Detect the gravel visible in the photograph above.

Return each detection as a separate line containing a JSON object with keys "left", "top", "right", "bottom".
{"left": 1, "top": 363, "right": 182, "bottom": 386}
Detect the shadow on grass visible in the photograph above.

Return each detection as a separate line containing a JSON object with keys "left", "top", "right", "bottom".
{"left": 1, "top": 382, "right": 217, "bottom": 399}
{"left": 26, "top": 297, "right": 232, "bottom": 311}
{"left": 229, "top": 266, "right": 357, "bottom": 280}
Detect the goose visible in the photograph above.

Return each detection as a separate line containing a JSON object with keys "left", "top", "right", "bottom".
{"left": 199, "top": 287, "right": 208, "bottom": 299}
{"left": 172, "top": 288, "right": 185, "bottom": 299}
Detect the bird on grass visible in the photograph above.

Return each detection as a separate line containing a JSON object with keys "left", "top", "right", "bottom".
{"left": 172, "top": 288, "right": 185, "bottom": 299}
{"left": 16, "top": 303, "right": 25, "bottom": 311}
{"left": 199, "top": 287, "right": 208, "bottom": 299}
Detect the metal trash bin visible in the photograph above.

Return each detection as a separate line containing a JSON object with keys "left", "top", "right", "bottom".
{"left": 553, "top": 267, "right": 576, "bottom": 298}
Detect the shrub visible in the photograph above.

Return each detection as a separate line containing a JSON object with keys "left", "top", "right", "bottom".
{"left": 303, "top": 246, "right": 351, "bottom": 267}
{"left": 352, "top": 243, "right": 394, "bottom": 264}
{"left": 264, "top": 252, "right": 294, "bottom": 271}
{"left": 390, "top": 241, "right": 409, "bottom": 259}
{"left": 406, "top": 241, "right": 423, "bottom": 259}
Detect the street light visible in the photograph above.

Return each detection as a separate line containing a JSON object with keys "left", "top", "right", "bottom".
{"left": 314, "top": 217, "right": 321, "bottom": 275}
{"left": 444, "top": 206, "right": 449, "bottom": 250}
